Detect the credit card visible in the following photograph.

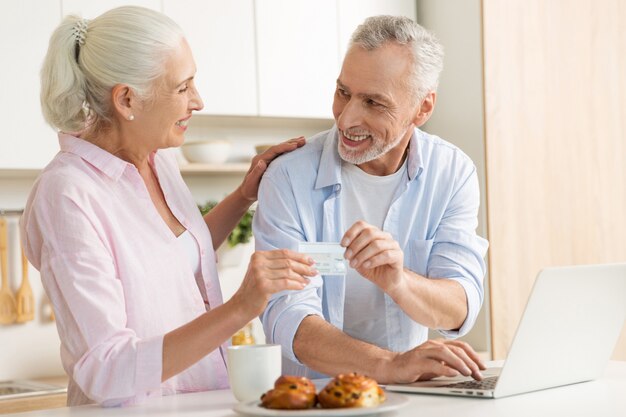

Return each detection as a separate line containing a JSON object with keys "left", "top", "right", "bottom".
{"left": 298, "top": 242, "right": 347, "bottom": 275}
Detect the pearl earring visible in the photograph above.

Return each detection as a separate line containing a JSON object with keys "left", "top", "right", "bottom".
{"left": 128, "top": 115, "right": 135, "bottom": 121}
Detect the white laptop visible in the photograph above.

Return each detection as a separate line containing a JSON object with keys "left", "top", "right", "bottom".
{"left": 386, "top": 263, "right": 626, "bottom": 399}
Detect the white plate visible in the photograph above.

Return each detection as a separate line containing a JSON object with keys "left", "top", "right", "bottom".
{"left": 232, "top": 391, "right": 410, "bottom": 416}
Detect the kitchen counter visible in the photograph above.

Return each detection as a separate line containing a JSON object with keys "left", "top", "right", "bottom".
{"left": 2, "top": 362, "right": 626, "bottom": 417}
{"left": 0, "top": 376, "right": 67, "bottom": 415}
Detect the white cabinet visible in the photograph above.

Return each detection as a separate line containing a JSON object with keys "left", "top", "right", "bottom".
{"left": 254, "top": 0, "right": 417, "bottom": 119}
{"left": 163, "top": 0, "right": 257, "bottom": 116}
{"left": 337, "top": 0, "right": 417, "bottom": 58}
{"left": 61, "top": 0, "right": 160, "bottom": 17}
{"left": 0, "top": 1, "right": 417, "bottom": 169}
{"left": 0, "top": 1, "right": 60, "bottom": 169}
{"left": 255, "top": 0, "right": 339, "bottom": 119}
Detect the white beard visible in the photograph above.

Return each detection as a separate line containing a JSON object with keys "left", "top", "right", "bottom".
{"left": 338, "top": 125, "right": 412, "bottom": 165}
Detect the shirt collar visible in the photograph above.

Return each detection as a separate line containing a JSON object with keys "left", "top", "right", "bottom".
{"left": 314, "top": 126, "right": 343, "bottom": 190}
{"left": 58, "top": 132, "right": 136, "bottom": 182}
{"left": 406, "top": 128, "right": 424, "bottom": 181}
{"left": 314, "top": 125, "right": 424, "bottom": 189}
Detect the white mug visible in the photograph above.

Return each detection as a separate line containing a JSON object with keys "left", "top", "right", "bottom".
{"left": 227, "top": 344, "right": 282, "bottom": 402}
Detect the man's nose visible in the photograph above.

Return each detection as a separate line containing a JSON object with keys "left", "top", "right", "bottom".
{"left": 337, "top": 99, "right": 363, "bottom": 131}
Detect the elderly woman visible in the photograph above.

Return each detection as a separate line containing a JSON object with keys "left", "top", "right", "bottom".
{"left": 20, "top": 6, "right": 316, "bottom": 407}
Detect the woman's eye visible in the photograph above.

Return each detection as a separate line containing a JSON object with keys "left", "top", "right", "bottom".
{"left": 179, "top": 86, "right": 189, "bottom": 93}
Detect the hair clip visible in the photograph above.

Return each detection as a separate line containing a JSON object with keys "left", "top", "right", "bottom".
{"left": 72, "top": 19, "right": 89, "bottom": 46}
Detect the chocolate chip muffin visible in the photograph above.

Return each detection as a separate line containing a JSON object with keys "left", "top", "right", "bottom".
{"left": 318, "top": 373, "right": 386, "bottom": 408}
{"left": 260, "top": 375, "right": 317, "bottom": 409}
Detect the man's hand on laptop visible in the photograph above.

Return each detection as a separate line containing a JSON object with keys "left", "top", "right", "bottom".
{"left": 383, "top": 339, "right": 486, "bottom": 383}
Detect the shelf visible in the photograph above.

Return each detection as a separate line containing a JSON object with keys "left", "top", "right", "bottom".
{"left": 0, "top": 163, "right": 251, "bottom": 179}
{"left": 0, "top": 169, "right": 41, "bottom": 179}
{"left": 179, "top": 162, "right": 250, "bottom": 175}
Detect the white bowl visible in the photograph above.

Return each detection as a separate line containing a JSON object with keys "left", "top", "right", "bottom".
{"left": 181, "top": 140, "right": 231, "bottom": 164}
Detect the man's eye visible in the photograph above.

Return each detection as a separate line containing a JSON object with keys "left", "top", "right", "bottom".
{"left": 366, "top": 99, "right": 380, "bottom": 107}
{"left": 179, "top": 86, "right": 189, "bottom": 93}
{"left": 337, "top": 89, "right": 349, "bottom": 97}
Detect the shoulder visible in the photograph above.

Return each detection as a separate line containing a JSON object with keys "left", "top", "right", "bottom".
{"left": 263, "top": 129, "right": 331, "bottom": 181}
{"left": 28, "top": 153, "right": 113, "bottom": 217}
{"left": 417, "top": 129, "right": 476, "bottom": 175}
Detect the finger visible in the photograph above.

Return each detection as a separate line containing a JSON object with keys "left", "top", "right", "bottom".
{"left": 244, "top": 159, "right": 267, "bottom": 183}
{"left": 264, "top": 268, "right": 311, "bottom": 285}
{"left": 264, "top": 276, "right": 308, "bottom": 293}
{"left": 260, "top": 136, "right": 305, "bottom": 160}
{"left": 416, "top": 359, "right": 460, "bottom": 381}
{"left": 356, "top": 250, "right": 402, "bottom": 272}
{"left": 345, "top": 228, "right": 390, "bottom": 262}
{"left": 350, "top": 239, "right": 398, "bottom": 269}
{"left": 446, "top": 340, "right": 487, "bottom": 372}
{"left": 265, "top": 249, "right": 315, "bottom": 265}
{"left": 448, "top": 345, "right": 483, "bottom": 380}
{"left": 286, "top": 136, "right": 306, "bottom": 146}
{"left": 424, "top": 346, "right": 473, "bottom": 377}
{"left": 266, "top": 258, "right": 318, "bottom": 277}
{"left": 340, "top": 220, "right": 371, "bottom": 248}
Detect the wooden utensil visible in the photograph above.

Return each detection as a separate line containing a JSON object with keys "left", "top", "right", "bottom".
{"left": 41, "top": 292, "right": 55, "bottom": 322}
{"left": 0, "top": 217, "right": 17, "bottom": 324}
{"left": 16, "top": 245, "right": 35, "bottom": 323}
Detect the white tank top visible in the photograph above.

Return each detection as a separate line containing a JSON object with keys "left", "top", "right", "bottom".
{"left": 341, "top": 158, "right": 407, "bottom": 349}
{"left": 176, "top": 230, "right": 209, "bottom": 308}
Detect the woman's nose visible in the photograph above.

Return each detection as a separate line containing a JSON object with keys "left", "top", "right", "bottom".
{"left": 190, "top": 87, "right": 204, "bottom": 112}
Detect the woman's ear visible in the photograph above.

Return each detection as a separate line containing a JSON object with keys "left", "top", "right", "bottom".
{"left": 110, "top": 84, "right": 135, "bottom": 121}
{"left": 412, "top": 91, "right": 437, "bottom": 127}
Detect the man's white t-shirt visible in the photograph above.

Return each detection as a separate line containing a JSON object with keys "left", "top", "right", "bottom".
{"left": 341, "top": 158, "right": 407, "bottom": 349}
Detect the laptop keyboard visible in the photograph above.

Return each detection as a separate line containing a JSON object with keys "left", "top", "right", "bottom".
{"left": 441, "top": 376, "right": 499, "bottom": 390}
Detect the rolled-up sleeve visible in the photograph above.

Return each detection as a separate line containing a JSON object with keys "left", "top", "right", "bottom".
{"left": 427, "top": 166, "right": 489, "bottom": 338}
{"left": 254, "top": 172, "right": 324, "bottom": 364}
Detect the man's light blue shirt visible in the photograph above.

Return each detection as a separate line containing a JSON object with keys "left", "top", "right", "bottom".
{"left": 254, "top": 126, "right": 489, "bottom": 377}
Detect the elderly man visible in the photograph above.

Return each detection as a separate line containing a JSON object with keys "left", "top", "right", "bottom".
{"left": 253, "top": 15, "right": 489, "bottom": 383}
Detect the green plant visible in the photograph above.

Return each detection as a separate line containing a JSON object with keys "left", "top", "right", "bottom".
{"left": 198, "top": 201, "right": 254, "bottom": 248}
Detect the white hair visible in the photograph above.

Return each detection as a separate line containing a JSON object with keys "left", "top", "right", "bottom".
{"left": 349, "top": 15, "right": 444, "bottom": 102}
{"left": 40, "top": 6, "right": 184, "bottom": 132}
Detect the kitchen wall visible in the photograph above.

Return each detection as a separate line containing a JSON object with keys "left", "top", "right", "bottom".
{"left": 416, "top": 0, "right": 490, "bottom": 353}
{"left": 0, "top": 0, "right": 495, "bottom": 380}
{"left": 0, "top": 116, "right": 333, "bottom": 380}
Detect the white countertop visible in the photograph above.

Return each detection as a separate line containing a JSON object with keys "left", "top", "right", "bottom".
{"left": 5, "top": 361, "right": 626, "bottom": 417}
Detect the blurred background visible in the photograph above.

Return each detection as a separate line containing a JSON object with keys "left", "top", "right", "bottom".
{"left": 0, "top": 0, "right": 624, "bottom": 393}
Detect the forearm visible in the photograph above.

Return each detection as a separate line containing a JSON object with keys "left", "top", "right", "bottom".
{"left": 204, "top": 187, "right": 252, "bottom": 249}
{"left": 388, "top": 269, "right": 468, "bottom": 330}
{"left": 293, "top": 315, "right": 395, "bottom": 382}
{"left": 162, "top": 296, "right": 252, "bottom": 381}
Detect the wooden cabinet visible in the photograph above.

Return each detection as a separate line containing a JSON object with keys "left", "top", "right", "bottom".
{"left": 482, "top": 0, "right": 626, "bottom": 360}
{"left": 0, "top": 1, "right": 60, "bottom": 169}
{"left": 255, "top": 0, "right": 339, "bottom": 118}
{"left": 163, "top": 0, "right": 257, "bottom": 116}
{"left": 419, "top": 0, "right": 626, "bottom": 360}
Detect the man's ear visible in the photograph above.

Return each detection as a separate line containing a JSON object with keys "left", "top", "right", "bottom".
{"left": 412, "top": 91, "right": 437, "bottom": 127}
{"left": 110, "top": 84, "right": 135, "bottom": 121}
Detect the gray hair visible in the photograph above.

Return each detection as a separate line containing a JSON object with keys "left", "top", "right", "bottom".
{"left": 349, "top": 15, "right": 444, "bottom": 102}
{"left": 40, "top": 6, "right": 184, "bottom": 133}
